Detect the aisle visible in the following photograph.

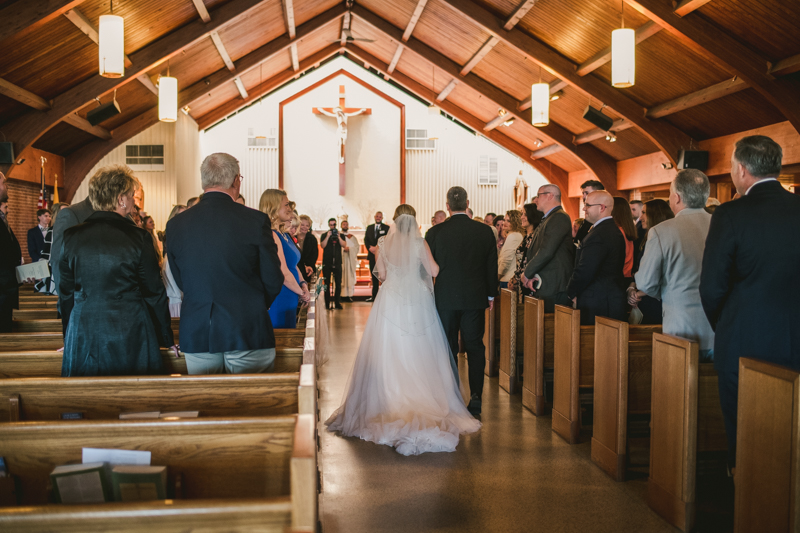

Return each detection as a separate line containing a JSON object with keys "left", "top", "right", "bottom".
{"left": 317, "top": 302, "right": 676, "bottom": 533}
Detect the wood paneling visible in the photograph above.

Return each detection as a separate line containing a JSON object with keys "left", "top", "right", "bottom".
{"left": 293, "top": 0, "right": 340, "bottom": 28}
{"left": 189, "top": 77, "right": 242, "bottom": 118}
{"left": 217, "top": 1, "right": 286, "bottom": 61}
{"left": 32, "top": 122, "right": 97, "bottom": 157}
{"left": 471, "top": 40, "right": 557, "bottom": 102}
{"left": 588, "top": 127, "right": 659, "bottom": 161}
{"left": 359, "top": 0, "right": 422, "bottom": 34}
{"left": 4, "top": 147, "right": 64, "bottom": 185}
{"left": 144, "top": 37, "right": 228, "bottom": 96}
{"left": 411, "top": 0, "right": 492, "bottom": 67}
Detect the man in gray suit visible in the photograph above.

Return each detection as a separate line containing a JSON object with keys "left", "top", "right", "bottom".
{"left": 50, "top": 197, "right": 94, "bottom": 292}
{"left": 629, "top": 169, "right": 715, "bottom": 360}
{"left": 520, "top": 184, "right": 575, "bottom": 312}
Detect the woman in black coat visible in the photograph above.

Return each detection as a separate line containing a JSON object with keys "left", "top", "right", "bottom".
{"left": 296, "top": 214, "right": 319, "bottom": 283}
{"left": 59, "top": 165, "right": 177, "bottom": 376}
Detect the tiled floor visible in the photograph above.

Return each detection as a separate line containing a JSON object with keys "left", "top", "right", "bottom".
{"left": 317, "top": 302, "right": 682, "bottom": 533}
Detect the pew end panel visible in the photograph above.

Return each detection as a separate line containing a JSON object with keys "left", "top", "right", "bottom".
{"left": 522, "top": 297, "right": 552, "bottom": 416}
{"left": 291, "top": 414, "right": 318, "bottom": 532}
{"left": 734, "top": 358, "right": 800, "bottom": 533}
{"left": 483, "top": 305, "right": 498, "bottom": 377}
{"left": 298, "top": 364, "right": 317, "bottom": 417}
{"left": 498, "top": 289, "right": 524, "bottom": 395}
{"left": 552, "top": 305, "right": 582, "bottom": 444}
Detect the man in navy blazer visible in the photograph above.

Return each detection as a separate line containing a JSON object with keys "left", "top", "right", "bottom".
{"left": 700, "top": 135, "right": 800, "bottom": 469}
{"left": 566, "top": 190, "right": 627, "bottom": 325}
{"left": 27, "top": 209, "right": 50, "bottom": 262}
{"left": 167, "top": 153, "right": 284, "bottom": 374}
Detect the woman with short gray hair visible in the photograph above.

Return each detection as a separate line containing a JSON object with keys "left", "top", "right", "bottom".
{"left": 59, "top": 165, "right": 177, "bottom": 376}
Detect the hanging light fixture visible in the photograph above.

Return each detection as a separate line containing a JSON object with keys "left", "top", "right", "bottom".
{"left": 159, "top": 61, "right": 178, "bottom": 122}
{"left": 99, "top": 1, "right": 125, "bottom": 78}
{"left": 611, "top": 1, "right": 635, "bottom": 88}
{"left": 530, "top": 66, "right": 549, "bottom": 127}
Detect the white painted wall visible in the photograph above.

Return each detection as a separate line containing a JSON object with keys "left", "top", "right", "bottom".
{"left": 74, "top": 112, "right": 201, "bottom": 231}
{"left": 200, "top": 56, "right": 549, "bottom": 229}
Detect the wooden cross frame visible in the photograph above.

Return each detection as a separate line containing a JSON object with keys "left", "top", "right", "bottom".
{"left": 312, "top": 85, "right": 371, "bottom": 196}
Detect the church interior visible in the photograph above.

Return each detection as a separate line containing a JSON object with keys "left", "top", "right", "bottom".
{"left": 0, "top": 0, "right": 799, "bottom": 531}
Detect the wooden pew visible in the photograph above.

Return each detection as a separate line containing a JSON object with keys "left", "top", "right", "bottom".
{"left": 0, "top": 365, "right": 316, "bottom": 421}
{"left": 521, "top": 296, "right": 554, "bottom": 416}
{"left": 483, "top": 305, "right": 498, "bottom": 376}
{"left": 498, "top": 288, "right": 524, "bottom": 394}
{"left": 647, "top": 333, "right": 727, "bottom": 532}
{"left": 0, "top": 414, "right": 317, "bottom": 532}
{"left": 551, "top": 306, "right": 661, "bottom": 444}
{"left": 591, "top": 317, "right": 660, "bottom": 481}
{"left": 12, "top": 309, "right": 57, "bottom": 320}
{"left": 734, "top": 358, "right": 800, "bottom": 533}
{"left": 17, "top": 300, "right": 58, "bottom": 310}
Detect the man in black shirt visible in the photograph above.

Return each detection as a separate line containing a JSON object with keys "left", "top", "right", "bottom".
{"left": 320, "top": 218, "right": 347, "bottom": 310}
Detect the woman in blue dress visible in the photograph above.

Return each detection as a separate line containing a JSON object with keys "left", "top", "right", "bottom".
{"left": 259, "top": 189, "right": 310, "bottom": 327}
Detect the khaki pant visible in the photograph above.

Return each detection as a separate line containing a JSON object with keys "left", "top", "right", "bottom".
{"left": 184, "top": 348, "right": 276, "bottom": 374}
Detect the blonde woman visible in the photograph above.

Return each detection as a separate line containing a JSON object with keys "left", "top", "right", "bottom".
{"left": 296, "top": 214, "right": 318, "bottom": 283}
{"left": 326, "top": 203, "right": 481, "bottom": 456}
{"left": 259, "top": 189, "right": 310, "bottom": 328}
{"left": 498, "top": 210, "right": 524, "bottom": 288}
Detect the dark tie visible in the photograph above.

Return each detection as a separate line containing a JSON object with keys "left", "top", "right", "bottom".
{"left": 375, "top": 224, "right": 379, "bottom": 238}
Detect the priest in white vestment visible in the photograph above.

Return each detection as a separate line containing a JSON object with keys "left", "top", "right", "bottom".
{"left": 340, "top": 218, "right": 359, "bottom": 301}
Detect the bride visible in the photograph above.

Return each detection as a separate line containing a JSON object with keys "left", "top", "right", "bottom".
{"left": 325, "top": 204, "right": 481, "bottom": 456}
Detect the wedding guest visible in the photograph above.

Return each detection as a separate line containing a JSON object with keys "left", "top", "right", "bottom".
{"left": 364, "top": 211, "right": 390, "bottom": 302}
{"left": 498, "top": 210, "right": 524, "bottom": 289}
{"left": 51, "top": 186, "right": 98, "bottom": 293}
{"left": 628, "top": 199, "right": 672, "bottom": 324}
{"left": 186, "top": 196, "right": 200, "bottom": 208}
{"left": 236, "top": 194, "right": 246, "bottom": 206}
{"left": 494, "top": 215, "right": 506, "bottom": 249}
{"left": 705, "top": 197, "right": 720, "bottom": 214}
{"left": 574, "top": 180, "right": 605, "bottom": 246}
{"left": 510, "top": 202, "right": 543, "bottom": 295}
{"left": 340, "top": 218, "right": 359, "bottom": 302}
{"left": 484, "top": 213, "right": 496, "bottom": 225}
{"left": 473, "top": 216, "right": 485, "bottom": 224}
{"left": 321, "top": 218, "right": 347, "bottom": 309}
{"left": 160, "top": 205, "right": 186, "bottom": 257}
{"left": 466, "top": 207, "right": 473, "bottom": 219}
{"left": 0, "top": 171, "right": 22, "bottom": 333}
{"left": 35, "top": 203, "right": 68, "bottom": 294}
{"left": 59, "top": 165, "right": 177, "bottom": 376}
{"left": 260, "top": 189, "right": 310, "bottom": 326}
{"left": 141, "top": 215, "right": 163, "bottom": 266}
{"left": 611, "top": 197, "right": 637, "bottom": 281}
{"left": 630, "top": 199, "right": 644, "bottom": 253}
{"left": 287, "top": 212, "right": 300, "bottom": 241}
{"left": 431, "top": 210, "right": 447, "bottom": 226}
{"left": 572, "top": 218, "right": 584, "bottom": 239}
{"left": 162, "top": 206, "right": 186, "bottom": 318}
{"left": 27, "top": 208, "right": 51, "bottom": 262}
{"left": 296, "top": 215, "right": 319, "bottom": 283}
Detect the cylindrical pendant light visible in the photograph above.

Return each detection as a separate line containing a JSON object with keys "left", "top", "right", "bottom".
{"left": 159, "top": 75, "right": 178, "bottom": 122}
{"left": 530, "top": 82, "right": 549, "bottom": 127}
{"left": 611, "top": 27, "right": 635, "bottom": 88}
{"left": 99, "top": 13, "right": 125, "bottom": 78}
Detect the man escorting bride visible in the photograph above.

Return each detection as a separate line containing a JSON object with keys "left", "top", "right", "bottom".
{"left": 326, "top": 188, "right": 497, "bottom": 456}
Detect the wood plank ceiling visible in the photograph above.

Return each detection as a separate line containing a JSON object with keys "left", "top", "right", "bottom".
{"left": 0, "top": 0, "right": 798, "bottom": 199}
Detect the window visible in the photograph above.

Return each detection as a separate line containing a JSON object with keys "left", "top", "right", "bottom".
{"left": 125, "top": 145, "right": 165, "bottom": 171}
{"left": 478, "top": 155, "right": 499, "bottom": 185}
{"left": 247, "top": 136, "right": 278, "bottom": 148}
{"left": 406, "top": 129, "right": 436, "bottom": 150}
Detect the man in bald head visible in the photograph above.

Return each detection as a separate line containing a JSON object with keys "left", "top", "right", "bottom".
{"left": 566, "top": 190, "right": 627, "bottom": 325}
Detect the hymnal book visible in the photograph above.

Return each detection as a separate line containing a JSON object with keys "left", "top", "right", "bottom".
{"left": 50, "top": 462, "right": 111, "bottom": 504}
{"left": 60, "top": 412, "right": 84, "bottom": 420}
{"left": 14, "top": 260, "right": 50, "bottom": 283}
{"left": 119, "top": 411, "right": 160, "bottom": 420}
{"left": 111, "top": 466, "right": 167, "bottom": 502}
{"left": 159, "top": 411, "right": 199, "bottom": 419}
{"left": 82, "top": 448, "right": 150, "bottom": 466}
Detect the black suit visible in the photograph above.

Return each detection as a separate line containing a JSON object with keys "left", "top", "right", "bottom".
{"left": 320, "top": 230, "right": 344, "bottom": 307}
{"left": 566, "top": 218, "right": 627, "bottom": 325}
{"left": 51, "top": 198, "right": 95, "bottom": 290}
{"left": 425, "top": 214, "right": 498, "bottom": 398}
{"left": 297, "top": 232, "right": 319, "bottom": 283}
{"left": 27, "top": 226, "right": 46, "bottom": 262}
{"left": 166, "top": 192, "right": 284, "bottom": 353}
{"left": 364, "top": 222, "right": 390, "bottom": 298}
{"left": 0, "top": 216, "right": 22, "bottom": 332}
{"left": 700, "top": 180, "right": 800, "bottom": 465}
{"left": 573, "top": 219, "right": 592, "bottom": 246}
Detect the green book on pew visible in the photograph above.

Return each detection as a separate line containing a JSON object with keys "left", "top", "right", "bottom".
{"left": 111, "top": 465, "right": 167, "bottom": 502}
{"left": 50, "top": 462, "right": 111, "bottom": 504}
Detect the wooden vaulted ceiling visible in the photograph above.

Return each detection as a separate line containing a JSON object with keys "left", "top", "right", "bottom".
{"left": 0, "top": 0, "right": 798, "bottom": 201}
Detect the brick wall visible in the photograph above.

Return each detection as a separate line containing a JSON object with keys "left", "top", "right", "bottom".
{"left": 5, "top": 180, "right": 61, "bottom": 265}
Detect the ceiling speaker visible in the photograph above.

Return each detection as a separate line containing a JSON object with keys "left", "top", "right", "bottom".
{"left": 583, "top": 105, "right": 614, "bottom": 132}
{"left": 0, "top": 142, "right": 14, "bottom": 165}
{"left": 87, "top": 98, "right": 121, "bottom": 127}
{"left": 677, "top": 150, "right": 709, "bottom": 171}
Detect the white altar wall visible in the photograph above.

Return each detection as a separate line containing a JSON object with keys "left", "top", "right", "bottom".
{"left": 200, "top": 56, "right": 549, "bottom": 228}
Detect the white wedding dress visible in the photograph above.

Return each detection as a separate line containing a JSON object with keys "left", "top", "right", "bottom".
{"left": 325, "top": 214, "right": 481, "bottom": 456}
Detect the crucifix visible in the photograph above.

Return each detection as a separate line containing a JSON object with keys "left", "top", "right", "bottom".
{"left": 313, "top": 85, "right": 371, "bottom": 196}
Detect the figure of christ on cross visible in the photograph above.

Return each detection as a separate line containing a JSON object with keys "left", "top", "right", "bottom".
{"left": 313, "top": 85, "right": 371, "bottom": 196}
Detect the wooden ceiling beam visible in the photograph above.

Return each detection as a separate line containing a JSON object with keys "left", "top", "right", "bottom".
{"left": 0, "top": 0, "right": 288, "bottom": 175}
{"left": 436, "top": 79, "right": 458, "bottom": 101}
{"left": 64, "top": 8, "right": 158, "bottom": 95}
{"left": 343, "top": 45, "right": 581, "bottom": 217}
{"left": 0, "top": 78, "right": 50, "bottom": 110}
{"left": 210, "top": 31, "right": 236, "bottom": 72}
{"left": 460, "top": 36, "right": 499, "bottom": 76}
{"left": 576, "top": 21, "right": 661, "bottom": 76}
{"left": 340, "top": 12, "right": 351, "bottom": 46}
{"left": 673, "top": 0, "right": 713, "bottom": 17}
{"left": 504, "top": 0, "right": 538, "bottom": 30}
{"left": 483, "top": 112, "right": 509, "bottom": 131}
{"left": 195, "top": 43, "right": 341, "bottom": 130}
{"left": 439, "top": 0, "right": 691, "bottom": 166}
{"left": 191, "top": 0, "right": 211, "bottom": 23}
{"left": 290, "top": 43, "right": 299, "bottom": 72}
{"left": 531, "top": 144, "right": 563, "bottom": 159}
{"left": 282, "top": 0, "right": 296, "bottom": 39}
{"left": 646, "top": 76, "right": 746, "bottom": 118}
{"left": 180, "top": 5, "right": 344, "bottom": 108}
{"left": 233, "top": 77, "right": 248, "bottom": 99}
{"left": 0, "top": 0, "right": 86, "bottom": 43}
{"left": 518, "top": 79, "right": 567, "bottom": 111}
{"left": 574, "top": 119, "right": 633, "bottom": 144}
{"left": 62, "top": 112, "right": 111, "bottom": 140}
{"left": 625, "top": 0, "right": 800, "bottom": 135}
{"left": 387, "top": 45, "right": 404, "bottom": 74}
{"left": 402, "top": 0, "right": 428, "bottom": 42}
{"left": 769, "top": 53, "right": 800, "bottom": 77}
{"left": 351, "top": 5, "right": 620, "bottom": 193}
